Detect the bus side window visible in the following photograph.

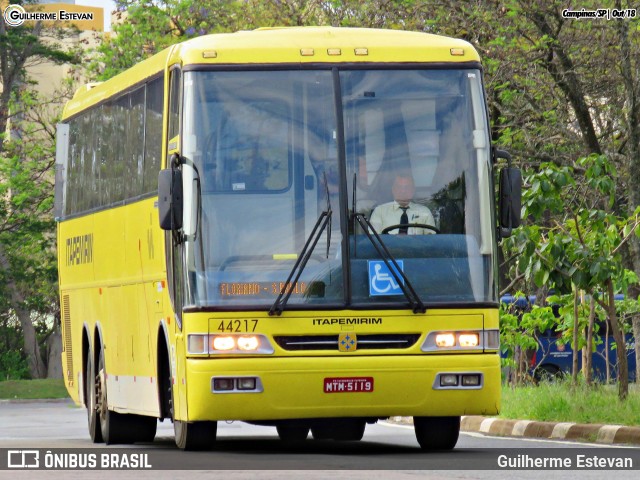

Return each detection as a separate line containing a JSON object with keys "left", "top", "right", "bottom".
{"left": 168, "top": 68, "right": 181, "bottom": 144}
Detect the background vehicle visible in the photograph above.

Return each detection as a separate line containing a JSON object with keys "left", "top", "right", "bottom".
{"left": 501, "top": 294, "right": 636, "bottom": 382}
{"left": 56, "top": 27, "right": 520, "bottom": 451}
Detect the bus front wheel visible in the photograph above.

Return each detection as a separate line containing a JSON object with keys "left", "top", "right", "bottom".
{"left": 174, "top": 420, "right": 218, "bottom": 451}
{"left": 413, "top": 416, "right": 460, "bottom": 450}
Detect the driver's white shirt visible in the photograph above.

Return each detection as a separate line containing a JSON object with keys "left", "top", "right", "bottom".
{"left": 369, "top": 201, "right": 435, "bottom": 235}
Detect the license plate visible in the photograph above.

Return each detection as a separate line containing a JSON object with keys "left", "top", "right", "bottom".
{"left": 323, "top": 377, "right": 374, "bottom": 393}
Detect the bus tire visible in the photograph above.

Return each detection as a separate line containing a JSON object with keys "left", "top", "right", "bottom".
{"left": 332, "top": 420, "right": 366, "bottom": 441}
{"left": 174, "top": 420, "right": 217, "bottom": 451}
{"left": 276, "top": 424, "right": 309, "bottom": 443}
{"left": 129, "top": 415, "right": 158, "bottom": 443}
{"left": 86, "top": 353, "right": 103, "bottom": 443}
{"left": 413, "top": 416, "right": 460, "bottom": 451}
{"left": 97, "top": 349, "right": 130, "bottom": 444}
{"left": 311, "top": 426, "right": 332, "bottom": 440}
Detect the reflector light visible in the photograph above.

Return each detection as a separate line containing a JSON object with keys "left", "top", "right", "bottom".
{"left": 213, "top": 378, "right": 234, "bottom": 391}
{"left": 450, "top": 48, "right": 465, "bottom": 56}
{"left": 462, "top": 375, "right": 481, "bottom": 386}
{"left": 237, "top": 336, "right": 259, "bottom": 351}
{"left": 237, "top": 378, "right": 257, "bottom": 390}
{"left": 435, "top": 333, "right": 456, "bottom": 348}
{"left": 440, "top": 374, "right": 458, "bottom": 387}
{"left": 459, "top": 333, "right": 479, "bottom": 347}
{"left": 188, "top": 335, "right": 206, "bottom": 354}
{"left": 212, "top": 336, "right": 235, "bottom": 351}
{"left": 484, "top": 330, "right": 500, "bottom": 349}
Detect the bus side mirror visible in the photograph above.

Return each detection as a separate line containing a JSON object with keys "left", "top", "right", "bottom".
{"left": 496, "top": 150, "right": 521, "bottom": 238}
{"left": 158, "top": 168, "right": 183, "bottom": 231}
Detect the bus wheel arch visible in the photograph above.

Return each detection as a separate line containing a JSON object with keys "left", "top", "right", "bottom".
{"left": 157, "top": 323, "right": 217, "bottom": 450}
{"left": 157, "top": 325, "right": 172, "bottom": 420}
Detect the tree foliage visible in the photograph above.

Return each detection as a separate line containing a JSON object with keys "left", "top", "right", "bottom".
{"left": 0, "top": 2, "right": 77, "bottom": 378}
{"left": 503, "top": 154, "right": 640, "bottom": 397}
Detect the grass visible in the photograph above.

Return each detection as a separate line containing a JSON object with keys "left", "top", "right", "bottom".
{"left": 0, "top": 379, "right": 70, "bottom": 400}
{"left": 500, "top": 381, "right": 640, "bottom": 427}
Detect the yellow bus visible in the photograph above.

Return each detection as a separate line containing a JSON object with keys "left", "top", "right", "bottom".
{"left": 56, "top": 26, "right": 521, "bottom": 451}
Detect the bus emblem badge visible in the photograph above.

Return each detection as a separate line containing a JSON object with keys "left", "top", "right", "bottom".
{"left": 338, "top": 333, "right": 357, "bottom": 352}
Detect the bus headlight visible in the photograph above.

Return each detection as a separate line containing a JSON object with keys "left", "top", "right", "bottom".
{"left": 237, "top": 336, "right": 260, "bottom": 351}
{"left": 459, "top": 333, "right": 479, "bottom": 347}
{"left": 188, "top": 334, "right": 274, "bottom": 355}
{"left": 435, "top": 333, "right": 456, "bottom": 347}
{"left": 212, "top": 336, "right": 235, "bottom": 351}
{"left": 422, "top": 330, "right": 493, "bottom": 351}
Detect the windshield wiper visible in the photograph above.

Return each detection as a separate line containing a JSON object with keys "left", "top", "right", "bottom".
{"left": 351, "top": 175, "right": 426, "bottom": 314}
{"left": 269, "top": 174, "right": 332, "bottom": 316}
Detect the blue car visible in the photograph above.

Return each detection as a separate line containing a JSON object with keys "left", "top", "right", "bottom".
{"left": 501, "top": 294, "right": 637, "bottom": 382}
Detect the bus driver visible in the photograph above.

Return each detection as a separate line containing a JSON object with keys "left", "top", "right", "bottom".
{"left": 369, "top": 175, "right": 436, "bottom": 235}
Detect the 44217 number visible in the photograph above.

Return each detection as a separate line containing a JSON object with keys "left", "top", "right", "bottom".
{"left": 216, "top": 319, "right": 258, "bottom": 333}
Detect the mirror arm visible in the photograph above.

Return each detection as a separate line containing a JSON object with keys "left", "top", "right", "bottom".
{"left": 494, "top": 149, "right": 512, "bottom": 166}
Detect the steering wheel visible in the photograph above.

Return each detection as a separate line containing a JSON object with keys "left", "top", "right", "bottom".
{"left": 381, "top": 223, "right": 440, "bottom": 234}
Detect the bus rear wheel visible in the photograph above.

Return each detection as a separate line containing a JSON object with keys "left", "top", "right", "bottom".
{"left": 91, "top": 348, "right": 158, "bottom": 444}
{"left": 86, "top": 353, "right": 103, "bottom": 443}
{"left": 174, "top": 420, "right": 218, "bottom": 451}
{"left": 413, "top": 416, "right": 460, "bottom": 451}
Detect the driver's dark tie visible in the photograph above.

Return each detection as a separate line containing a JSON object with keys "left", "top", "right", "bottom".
{"left": 399, "top": 207, "right": 409, "bottom": 235}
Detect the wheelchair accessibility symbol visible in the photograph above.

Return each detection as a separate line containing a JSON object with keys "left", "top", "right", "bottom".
{"left": 368, "top": 260, "right": 404, "bottom": 296}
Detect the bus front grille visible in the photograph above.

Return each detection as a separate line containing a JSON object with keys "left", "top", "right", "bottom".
{"left": 273, "top": 334, "right": 421, "bottom": 351}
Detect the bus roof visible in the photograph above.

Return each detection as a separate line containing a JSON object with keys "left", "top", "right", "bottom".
{"left": 62, "top": 26, "right": 479, "bottom": 120}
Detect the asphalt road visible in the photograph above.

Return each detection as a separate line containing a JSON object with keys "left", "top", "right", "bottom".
{"left": 0, "top": 400, "right": 639, "bottom": 479}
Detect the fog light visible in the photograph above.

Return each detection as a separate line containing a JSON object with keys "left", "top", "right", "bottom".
{"left": 462, "top": 374, "right": 481, "bottom": 386}
{"left": 440, "top": 374, "right": 459, "bottom": 387}
{"left": 212, "top": 336, "right": 235, "bottom": 351}
{"left": 237, "top": 377, "right": 257, "bottom": 390}
{"left": 459, "top": 333, "right": 479, "bottom": 347}
{"left": 435, "top": 333, "right": 455, "bottom": 348}
{"left": 213, "top": 378, "right": 235, "bottom": 391}
{"left": 237, "top": 336, "right": 259, "bottom": 351}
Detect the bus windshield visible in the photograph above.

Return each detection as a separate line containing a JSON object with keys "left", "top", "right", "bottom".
{"left": 182, "top": 68, "right": 496, "bottom": 309}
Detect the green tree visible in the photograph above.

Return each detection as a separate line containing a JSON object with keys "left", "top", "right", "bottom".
{"left": 506, "top": 155, "right": 640, "bottom": 399}
{"left": 1, "top": 1, "right": 77, "bottom": 378}
{"left": 88, "top": 0, "right": 242, "bottom": 80}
